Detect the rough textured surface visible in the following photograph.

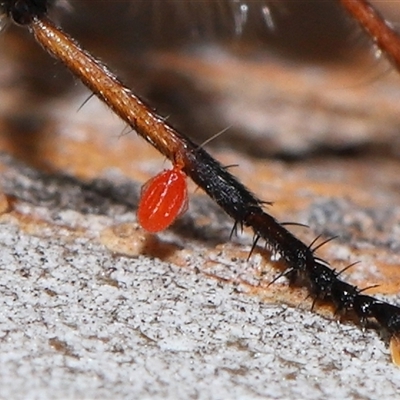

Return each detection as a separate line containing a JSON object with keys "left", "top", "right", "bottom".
{"left": 1, "top": 2, "right": 400, "bottom": 399}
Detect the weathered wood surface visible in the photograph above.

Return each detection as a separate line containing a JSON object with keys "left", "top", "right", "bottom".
{"left": 0, "top": 2, "right": 399, "bottom": 398}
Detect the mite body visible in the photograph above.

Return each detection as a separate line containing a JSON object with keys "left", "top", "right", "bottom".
{"left": 138, "top": 165, "right": 188, "bottom": 233}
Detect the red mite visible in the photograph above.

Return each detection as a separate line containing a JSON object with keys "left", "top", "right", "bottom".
{"left": 138, "top": 165, "right": 188, "bottom": 233}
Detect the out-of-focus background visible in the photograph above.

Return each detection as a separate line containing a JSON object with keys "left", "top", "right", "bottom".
{"left": 0, "top": 1, "right": 400, "bottom": 398}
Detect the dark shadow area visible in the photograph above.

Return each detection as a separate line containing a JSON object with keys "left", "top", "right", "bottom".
{"left": 0, "top": 0, "right": 373, "bottom": 163}
{"left": 0, "top": 152, "right": 235, "bottom": 245}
